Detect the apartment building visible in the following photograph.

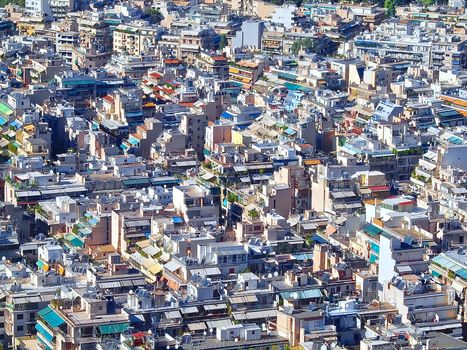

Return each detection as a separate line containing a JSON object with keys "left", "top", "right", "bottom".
{"left": 173, "top": 184, "right": 219, "bottom": 227}
{"left": 113, "top": 23, "right": 160, "bottom": 56}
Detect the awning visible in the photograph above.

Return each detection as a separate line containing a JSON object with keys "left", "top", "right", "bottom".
{"left": 190, "top": 267, "right": 221, "bottom": 276}
{"left": 180, "top": 306, "right": 198, "bottom": 315}
{"left": 201, "top": 173, "right": 215, "bottom": 181}
{"left": 35, "top": 321, "right": 54, "bottom": 342}
{"left": 100, "top": 281, "right": 120, "bottom": 289}
{"left": 419, "top": 323, "right": 462, "bottom": 332}
{"left": 147, "top": 263, "right": 163, "bottom": 275}
{"left": 280, "top": 289, "right": 322, "bottom": 300}
{"left": 229, "top": 295, "right": 258, "bottom": 304}
{"left": 164, "top": 311, "right": 181, "bottom": 319}
{"left": 38, "top": 306, "right": 53, "bottom": 317}
{"left": 205, "top": 319, "right": 232, "bottom": 329}
{"left": 204, "top": 303, "right": 227, "bottom": 311}
{"left": 188, "top": 322, "right": 206, "bottom": 331}
{"left": 37, "top": 336, "right": 53, "bottom": 350}
{"left": 41, "top": 307, "right": 65, "bottom": 328}
{"left": 451, "top": 280, "right": 466, "bottom": 294}
{"left": 364, "top": 224, "right": 382, "bottom": 237}
{"left": 36, "top": 260, "right": 49, "bottom": 271}
{"left": 171, "top": 216, "right": 183, "bottom": 224}
{"left": 130, "top": 314, "right": 145, "bottom": 324}
{"left": 303, "top": 159, "right": 321, "bottom": 166}
{"left": 396, "top": 265, "right": 413, "bottom": 274}
{"left": 164, "top": 260, "right": 181, "bottom": 272}
{"left": 10, "top": 119, "right": 22, "bottom": 129}
{"left": 369, "top": 185, "right": 390, "bottom": 192}
{"left": 65, "top": 234, "right": 84, "bottom": 248}
{"left": 233, "top": 309, "right": 277, "bottom": 321}
{"left": 98, "top": 323, "right": 129, "bottom": 335}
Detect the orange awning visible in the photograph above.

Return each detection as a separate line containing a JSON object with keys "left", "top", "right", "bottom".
{"left": 303, "top": 159, "right": 321, "bottom": 166}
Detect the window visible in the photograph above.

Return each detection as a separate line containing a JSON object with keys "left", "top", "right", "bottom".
{"left": 17, "top": 314, "right": 23, "bottom": 320}
{"left": 17, "top": 326, "right": 24, "bottom": 332}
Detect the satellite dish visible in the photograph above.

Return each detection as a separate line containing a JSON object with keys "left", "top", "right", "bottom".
{"left": 273, "top": 271, "right": 279, "bottom": 277}
{"left": 1, "top": 256, "right": 5, "bottom": 261}
{"left": 320, "top": 344, "right": 328, "bottom": 350}
{"left": 268, "top": 273, "right": 272, "bottom": 278}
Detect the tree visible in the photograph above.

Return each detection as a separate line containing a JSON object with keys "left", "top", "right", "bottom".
{"left": 421, "top": 0, "right": 435, "bottom": 5}
{"left": 219, "top": 34, "right": 227, "bottom": 50}
{"left": 0, "top": 0, "right": 24, "bottom": 6}
{"left": 291, "top": 38, "right": 317, "bottom": 55}
{"left": 384, "top": 0, "right": 397, "bottom": 17}
{"left": 248, "top": 209, "right": 259, "bottom": 220}
{"left": 227, "top": 193, "right": 237, "bottom": 203}
{"left": 144, "top": 8, "right": 164, "bottom": 24}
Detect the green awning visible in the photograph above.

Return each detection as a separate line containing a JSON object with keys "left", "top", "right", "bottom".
{"left": 278, "top": 72, "right": 298, "bottom": 81}
{"left": 36, "top": 260, "right": 46, "bottom": 269}
{"left": 364, "top": 224, "right": 382, "bottom": 237}
{"left": 41, "top": 308, "right": 65, "bottom": 328}
{"left": 37, "top": 336, "right": 53, "bottom": 350}
{"left": 98, "top": 323, "right": 129, "bottom": 335}
{"left": 65, "top": 234, "right": 84, "bottom": 248}
{"left": 36, "top": 321, "right": 54, "bottom": 342}
{"left": 0, "top": 102, "right": 13, "bottom": 116}
{"left": 38, "top": 306, "right": 53, "bottom": 317}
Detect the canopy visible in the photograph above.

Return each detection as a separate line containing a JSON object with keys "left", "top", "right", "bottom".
{"left": 98, "top": 323, "right": 129, "bottom": 335}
